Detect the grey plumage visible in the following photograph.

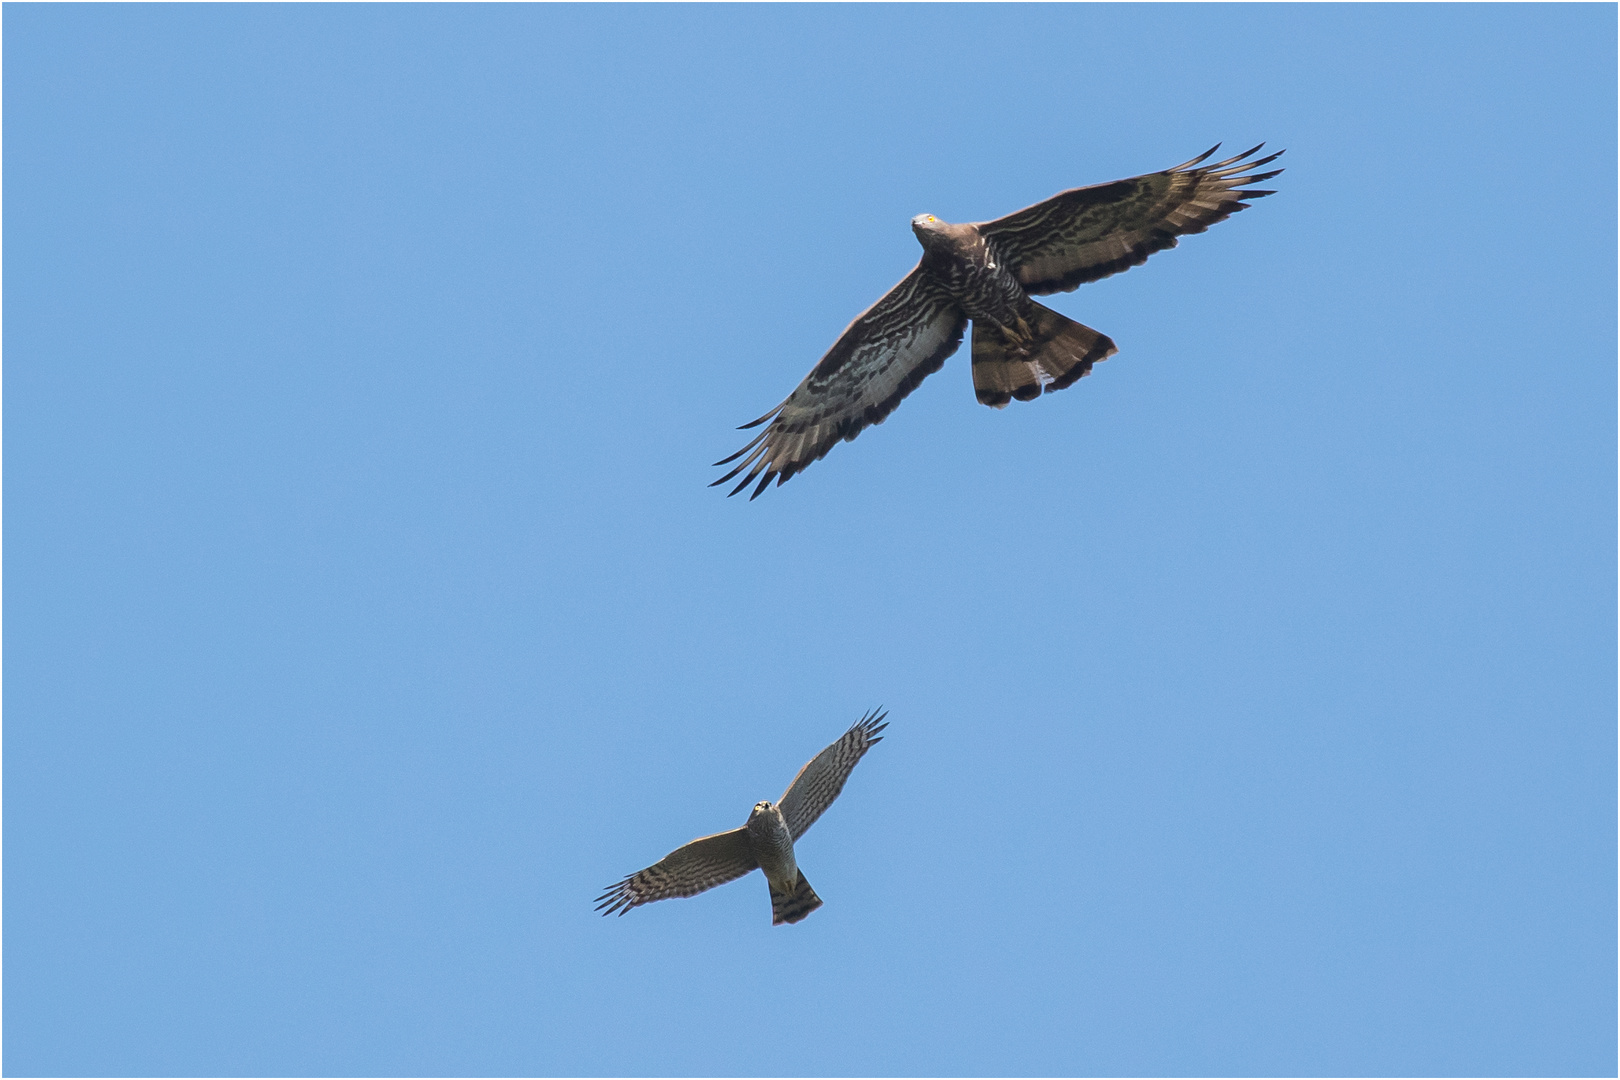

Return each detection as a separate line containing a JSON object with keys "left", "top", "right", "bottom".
{"left": 777, "top": 710, "right": 889, "bottom": 841}
{"left": 596, "top": 709, "right": 888, "bottom": 925}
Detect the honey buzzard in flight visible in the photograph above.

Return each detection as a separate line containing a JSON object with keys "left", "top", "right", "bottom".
{"left": 713, "top": 143, "right": 1283, "bottom": 499}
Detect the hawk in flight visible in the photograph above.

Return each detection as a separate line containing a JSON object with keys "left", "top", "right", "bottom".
{"left": 596, "top": 710, "right": 887, "bottom": 925}
{"left": 713, "top": 143, "right": 1283, "bottom": 498}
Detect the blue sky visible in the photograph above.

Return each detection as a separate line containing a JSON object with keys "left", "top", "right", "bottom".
{"left": 5, "top": 4, "right": 1614, "bottom": 1076}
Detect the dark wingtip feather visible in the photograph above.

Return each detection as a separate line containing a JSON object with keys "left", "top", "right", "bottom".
{"left": 595, "top": 883, "right": 633, "bottom": 915}
{"left": 1205, "top": 143, "right": 1262, "bottom": 171}
{"left": 1206, "top": 143, "right": 1281, "bottom": 177}
{"left": 715, "top": 428, "right": 770, "bottom": 468}
{"left": 1237, "top": 189, "right": 1277, "bottom": 199}
{"left": 1170, "top": 143, "right": 1221, "bottom": 171}
{"left": 737, "top": 405, "right": 782, "bottom": 431}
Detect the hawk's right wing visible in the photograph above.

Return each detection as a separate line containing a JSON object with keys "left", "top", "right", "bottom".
{"left": 778, "top": 709, "right": 888, "bottom": 842}
{"left": 712, "top": 269, "right": 966, "bottom": 499}
{"left": 595, "top": 827, "right": 758, "bottom": 916}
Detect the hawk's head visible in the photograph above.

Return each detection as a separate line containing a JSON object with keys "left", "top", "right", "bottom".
{"left": 747, "top": 801, "right": 789, "bottom": 840}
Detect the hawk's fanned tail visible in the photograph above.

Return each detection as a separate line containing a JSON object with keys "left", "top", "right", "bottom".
{"left": 770, "top": 870, "right": 823, "bottom": 925}
{"left": 971, "top": 301, "right": 1117, "bottom": 409}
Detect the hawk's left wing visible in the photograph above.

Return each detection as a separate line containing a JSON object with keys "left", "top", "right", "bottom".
{"left": 778, "top": 709, "right": 888, "bottom": 842}
{"left": 712, "top": 269, "right": 966, "bottom": 499}
{"left": 977, "top": 143, "right": 1283, "bottom": 296}
{"left": 595, "top": 827, "right": 758, "bottom": 916}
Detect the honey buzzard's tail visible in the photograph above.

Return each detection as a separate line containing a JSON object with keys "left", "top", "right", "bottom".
{"left": 971, "top": 300, "right": 1117, "bottom": 408}
{"left": 770, "top": 871, "right": 823, "bottom": 925}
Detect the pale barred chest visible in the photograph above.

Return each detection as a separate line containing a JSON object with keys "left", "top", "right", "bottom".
{"left": 746, "top": 804, "right": 798, "bottom": 886}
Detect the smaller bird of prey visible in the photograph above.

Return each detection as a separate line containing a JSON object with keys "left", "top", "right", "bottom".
{"left": 713, "top": 143, "right": 1283, "bottom": 498}
{"left": 596, "top": 710, "right": 888, "bottom": 925}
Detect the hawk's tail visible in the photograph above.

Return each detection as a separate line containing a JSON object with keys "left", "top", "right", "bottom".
{"left": 971, "top": 300, "right": 1117, "bottom": 408}
{"left": 770, "top": 871, "right": 823, "bottom": 926}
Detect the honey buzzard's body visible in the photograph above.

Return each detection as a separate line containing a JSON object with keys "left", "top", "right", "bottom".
{"left": 714, "top": 143, "right": 1284, "bottom": 498}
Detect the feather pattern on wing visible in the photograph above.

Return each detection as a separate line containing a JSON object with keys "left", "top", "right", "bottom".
{"left": 978, "top": 143, "right": 1284, "bottom": 296}
{"left": 595, "top": 827, "right": 758, "bottom": 916}
{"left": 778, "top": 709, "right": 888, "bottom": 842}
{"left": 711, "top": 270, "right": 966, "bottom": 499}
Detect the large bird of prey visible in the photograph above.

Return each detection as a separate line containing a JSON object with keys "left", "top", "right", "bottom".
{"left": 713, "top": 143, "right": 1283, "bottom": 499}
{"left": 596, "top": 710, "right": 887, "bottom": 925}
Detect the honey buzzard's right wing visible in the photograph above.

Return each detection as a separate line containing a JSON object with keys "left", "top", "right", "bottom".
{"left": 713, "top": 268, "right": 966, "bottom": 499}
{"left": 595, "top": 827, "right": 758, "bottom": 916}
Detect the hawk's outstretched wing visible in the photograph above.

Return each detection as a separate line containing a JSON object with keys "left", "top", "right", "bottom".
{"left": 712, "top": 270, "right": 966, "bottom": 500}
{"left": 778, "top": 709, "right": 888, "bottom": 842}
{"left": 595, "top": 827, "right": 758, "bottom": 916}
{"left": 977, "top": 143, "right": 1284, "bottom": 296}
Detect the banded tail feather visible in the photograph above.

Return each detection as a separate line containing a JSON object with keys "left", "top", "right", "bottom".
{"left": 971, "top": 300, "right": 1117, "bottom": 408}
{"left": 770, "top": 870, "right": 823, "bottom": 925}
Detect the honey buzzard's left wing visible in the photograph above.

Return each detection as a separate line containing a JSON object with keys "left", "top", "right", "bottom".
{"left": 712, "top": 269, "right": 966, "bottom": 500}
{"left": 978, "top": 143, "right": 1283, "bottom": 296}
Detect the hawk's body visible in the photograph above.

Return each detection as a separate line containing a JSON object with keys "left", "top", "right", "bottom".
{"left": 746, "top": 802, "right": 822, "bottom": 925}
{"left": 713, "top": 143, "right": 1283, "bottom": 498}
{"left": 596, "top": 710, "right": 887, "bottom": 925}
